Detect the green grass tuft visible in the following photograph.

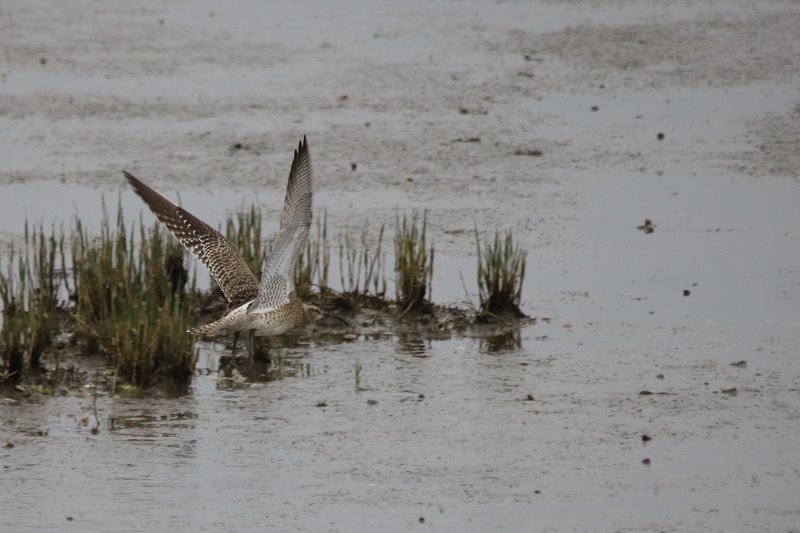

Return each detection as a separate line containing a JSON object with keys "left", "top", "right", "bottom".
{"left": 225, "top": 205, "right": 264, "bottom": 281}
{"left": 296, "top": 210, "right": 331, "bottom": 298}
{"left": 475, "top": 228, "right": 527, "bottom": 317}
{"left": 70, "top": 205, "right": 198, "bottom": 387}
{"left": 0, "top": 224, "right": 64, "bottom": 383}
{"left": 339, "top": 221, "right": 386, "bottom": 297}
{"left": 394, "top": 210, "right": 434, "bottom": 314}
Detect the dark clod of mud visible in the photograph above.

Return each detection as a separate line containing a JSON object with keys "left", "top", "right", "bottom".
{"left": 731, "top": 360, "right": 747, "bottom": 368}
{"left": 683, "top": 289, "right": 691, "bottom": 297}
{"left": 657, "top": 132, "right": 665, "bottom": 140}
{"left": 513, "top": 148, "right": 543, "bottom": 157}
{"left": 641, "top": 434, "right": 652, "bottom": 442}
{"left": 458, "top": 107, "right": 488, "bottom": 115}
{"left": 637, "top": 219, "right": 656, "bottom": 234}
{"left": 642, "top": 458, "right": 651, "bottom": 466}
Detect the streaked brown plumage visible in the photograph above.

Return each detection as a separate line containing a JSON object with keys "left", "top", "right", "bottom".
{"left": 124, "top": 136, "right": 321, "bottom": 357}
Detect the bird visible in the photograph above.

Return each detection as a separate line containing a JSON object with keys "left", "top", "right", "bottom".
{"left": 124, "top": 135, "right": 337, "bottom": 360}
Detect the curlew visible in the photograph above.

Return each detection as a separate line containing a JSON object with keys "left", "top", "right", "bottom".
{"left": 124, "top": 136, "right": 337, "bottom": 359}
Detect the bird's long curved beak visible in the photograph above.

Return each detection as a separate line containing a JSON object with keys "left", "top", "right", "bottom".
{"left": 322, "top": 311, "right": 349, "bottom": 327}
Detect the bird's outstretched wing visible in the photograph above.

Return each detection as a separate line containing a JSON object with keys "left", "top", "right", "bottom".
{"left": 124, "top": 171, "right": 260, "bottom": 308}
{"left": 249, "top": 136, "right": 312, "bottom": 313}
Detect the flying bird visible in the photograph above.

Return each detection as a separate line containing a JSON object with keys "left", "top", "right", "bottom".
{"left": 124, "top": 136, "right": 339, "bottom": 359}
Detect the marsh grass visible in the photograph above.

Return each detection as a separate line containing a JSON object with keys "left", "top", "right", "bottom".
{"left": 475, "top": 228, "right": 527, "bottom": 317}
{"left": 297, "top": 210, "right": 331, "bottom": 298}
{"left": 70, "top": 207, "right": 198, "bottom": 387}
{"left": 339, "top": 221, "right": 386, "bottom": 298}
{"left": 2, "top": 200, "right": 531, "bottom": 388}
{"left": 394, "top": 210, "right": 434, "bottom": 314}
{"left": 0, "top": 224, "right": 64, "bottom": 383}
{"left": 225, "top": 205, "right": 264, "bottom": 281}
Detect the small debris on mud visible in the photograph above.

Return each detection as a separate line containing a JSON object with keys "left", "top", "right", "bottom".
{"left": 683, "top": 289, "right": 691, "bottom": 297}
{"left": 639, "top": 390, "right": 653, "bottom": 395}
{"left": 656, "top": 373, "right": 664, "bottom": 379}
{"left": 419, "top": 516, "right": 425, "bottom": 524}
{"left": 513, "top": 148, "right": 543, "bottom": 157}
{"left": 351, "top": 163, "right": 357, "bottom": 171}
{"left": 4, "top": 442, "right": 13, "bottom": 448}
{"left": 315, "top": 401, "right": 327, "bottom": 408}
{"left": 731, "top": 360, "right": 747, "bottom": 368}
{"left": 641, "top": 434, "right": 652, "bottom": 443}
{"left": 637, "top": 219, "right": 656, "bottom": 234}
{"left": 591, "top": 105, "right": 599, "bottom": 112}
{"left": 367, "top": 399, "right": 378, "bottom": 405}
{"left": 721, "top": 387, "right": 738, "bottom": 396}
{"left": 455, "top": 137, "right": 480, "bottom": 143}
{"left": 39, "top": 57, "right": 47, "bottom": 65}
{"left": 657, "top": 132, "right": 665, "bottom": 140}
{"left": 525, "top": 394, "right": 535, "bottom": 401}
{"left": 642, "top": 458, "right": 651, "bottom": 466}
{"left": 458, "top": 107, "right": 488, "bottom": 115}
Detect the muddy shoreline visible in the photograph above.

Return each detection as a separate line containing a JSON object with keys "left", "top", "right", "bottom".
{"left": 2, "top": 0, "right": 800, "bottom": 531}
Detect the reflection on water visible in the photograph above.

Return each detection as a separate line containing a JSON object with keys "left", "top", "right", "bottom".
{"left": 107, "top": 410, "right": 197, "bottom": 431}
{"left": 192, "top": 340, "right": 316, "bottom": 394}
{"left": 479, "top": 328, "right": 522, "bottom": 355}
{"left": 395, "top": 332, "right": 432, "bottom": 357}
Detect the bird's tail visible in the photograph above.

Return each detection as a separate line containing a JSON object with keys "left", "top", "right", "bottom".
{"left": 189, "top": 305, "right": 248, "bottom": 337}
{"left": 190, "top": 320, "right": 225, "bottom": 337}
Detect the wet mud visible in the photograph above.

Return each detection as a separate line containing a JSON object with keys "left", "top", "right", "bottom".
{"left": 2, "top": 0, "right": 800, "bottom": 531}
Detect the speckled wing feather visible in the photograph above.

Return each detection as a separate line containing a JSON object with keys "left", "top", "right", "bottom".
{"left": 249, "top": 136, "right": 312, "bottom": 313}
{"left": 123, "top": 171, "right": 259, "bottom": 309}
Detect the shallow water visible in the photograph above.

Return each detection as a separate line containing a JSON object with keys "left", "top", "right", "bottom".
{"left": 2, "top": 0, "right": 800, "bottom": 531}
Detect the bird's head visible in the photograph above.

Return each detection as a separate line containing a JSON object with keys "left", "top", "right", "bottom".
{"left": 304, "top": 304, "right": 323, "bottom": 322}
{"left": 303, "top": 304, "right": 349, "bottom": 327}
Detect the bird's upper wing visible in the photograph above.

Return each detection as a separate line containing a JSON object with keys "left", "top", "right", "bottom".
{"left": 124, "top": 171, "right": 260, "bottom": 308}
{"left": 249, "top": 136, "right": 312, "bottom": 313}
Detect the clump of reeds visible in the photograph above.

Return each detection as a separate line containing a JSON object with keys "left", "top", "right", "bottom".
{"left": 225, "top": 205, "right": 264, "bottom": 281}
{"left": 70, "top": 206, "right": 197, "bottom": 387}
{"left": 296, "top": 210, "right": 331, "bottom": 298}
{"left": 475, "top": 228, "right": 527, "bottom": 317}
{"left": 394, "top": 210, "right": 434, "bottom": 314}
{"left": 0, "top": 224, "right": 64, "bottom": 383}
{"left": 339, "top": 220, "right": 386, "bottom": 298}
